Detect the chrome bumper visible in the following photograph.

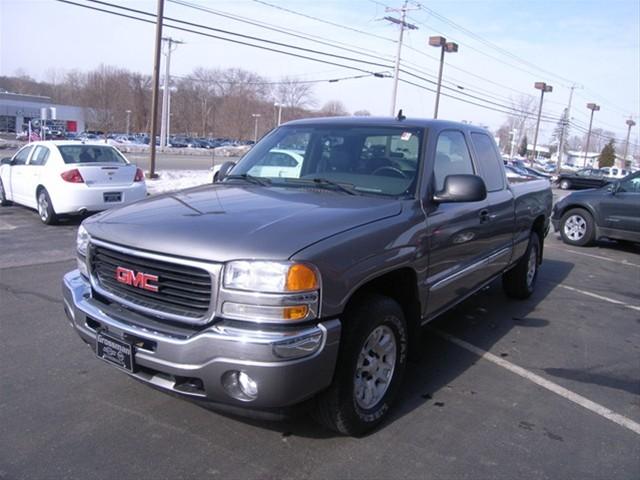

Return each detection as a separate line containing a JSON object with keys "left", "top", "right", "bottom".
{"left": 62, "top": 270, "right": 341, "bottom": 408}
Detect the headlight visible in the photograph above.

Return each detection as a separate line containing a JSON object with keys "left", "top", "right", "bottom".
{"left": 76, "top": 225, "right": 90, "bottom": 256}
{"left": 224, "top": 261, "right": 318, "bottom": 293}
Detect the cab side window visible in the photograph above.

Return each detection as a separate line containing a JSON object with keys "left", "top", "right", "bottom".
{"left": 618, "top": 175, "right": 640, "bottom": 193}
{"left": 434, "top": 130, "right": 474, "bottom": 191}
{"left": 470, "top": 132, "right": 505, "bottom": 191}
{"left": 12, "top": 146, "right": 33, "bottom": 165}
{"left": 29, "top": 146, "right": 50, "bottom": 166}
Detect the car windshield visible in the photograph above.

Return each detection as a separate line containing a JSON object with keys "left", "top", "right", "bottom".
{"left": 58, "top": 145, "right": 128, "bottom": 165}
{"left": 228, "top": 125, "right": 424, "bottom": 196}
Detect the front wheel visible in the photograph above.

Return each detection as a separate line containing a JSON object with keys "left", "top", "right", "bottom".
{"left": 503, "top": 233, "right": 540, "bottom": 299}
{"left": 313, "top": 295, "right": 408, "bottom": 436}
{"left": 559, "top": 208, "right": 595, "bottom": 246}
{"left": 37, "top": 189, "right": 58, "bottom": 225}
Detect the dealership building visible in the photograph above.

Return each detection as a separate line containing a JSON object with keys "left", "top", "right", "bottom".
{"left": 0, "top": 92, "right": 86, "bottom": 134}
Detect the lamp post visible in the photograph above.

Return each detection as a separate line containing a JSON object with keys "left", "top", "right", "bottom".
{"left": 583, "top": 103, "right": 600, "bottom": 167}
{"left": 531, "top": 81, "right": 553, "bottom": 167}
{"left": 251, "top": 113, "right": 261, "bottom": 143}
{"left": 274, "top": 103, "right": 283, "bottom": 126}
{"left": 622, "top": 118, "right": 636, "bottom": 168}
{"left": 429, "top": 36, "right": 459, "bottom": 119}
{"left": 125, "top": 110, "right": 131, "bottom": 135}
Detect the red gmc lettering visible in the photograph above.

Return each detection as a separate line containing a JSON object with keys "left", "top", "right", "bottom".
{"left": 115, "top": 266, "right": 159, "bottom": 292}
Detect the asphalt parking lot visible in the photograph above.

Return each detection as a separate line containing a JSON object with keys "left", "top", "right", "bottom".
{"left": 1, "top": 192, "right": 638, "bottom": 480}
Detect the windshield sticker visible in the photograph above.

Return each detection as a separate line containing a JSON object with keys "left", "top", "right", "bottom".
{"left": 401, "top": 132, "right": 412, "bottom": 141}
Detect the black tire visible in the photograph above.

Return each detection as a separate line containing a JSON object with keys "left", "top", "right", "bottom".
{"left": 503, "top": 233, "right": 540, "bottom": 299}
{"left": 559, "top": 208, "right": 595, "bottom": 246}
{"left": 559, "top": 179, "right": 571, "bottom": 190}
{"left": 0, "top": 179, "right": 10, "bottom": 206}
{"left": 37, "top": 188, "right": 58, "bottom": 225}
{"left": 313, "top": 294, "right": 408, "bottom": 436}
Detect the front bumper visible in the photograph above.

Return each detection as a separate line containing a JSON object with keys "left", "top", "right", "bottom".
{"left": 62, "top": 270, "right": 341, "bottom": 409}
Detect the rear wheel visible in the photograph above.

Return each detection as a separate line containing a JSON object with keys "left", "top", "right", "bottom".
{"left": 559, "top": 208, "right": 594, "bottom": 246}
{"left": 313, "top": 295, "right": 408, "bottom": 436}
{"left": 0, "top": 179, "right": 10, "bottom": 206}
{"left": 503, "top": 233, "right": 540, "bottom": 299}
{"left": 37, "top": 189, "right": 58, "bottom": 225}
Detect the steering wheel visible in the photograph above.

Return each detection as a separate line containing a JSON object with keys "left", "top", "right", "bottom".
{"left": 371, "top": 166, "right": 407, "bottom": 178}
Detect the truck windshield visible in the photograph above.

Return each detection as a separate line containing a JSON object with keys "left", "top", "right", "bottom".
{"left": 229, "top": 125, "right": 424, "bottom": 196}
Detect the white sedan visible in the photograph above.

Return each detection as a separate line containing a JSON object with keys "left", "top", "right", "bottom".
{"left": 0, "top": 141, "right": 147, "bottom": 224}
{"left": 210, "top": 149, "right": 304, "bottom": 182}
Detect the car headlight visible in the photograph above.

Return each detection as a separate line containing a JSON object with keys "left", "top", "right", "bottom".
{"left": 221, "top": 261, "right": 320, "bottom": 323}
{"left": 224, "top": 261, "right": 318, "bottom": 293}
{"left": 77, "top": 225, "right": 90, "bottom": 256}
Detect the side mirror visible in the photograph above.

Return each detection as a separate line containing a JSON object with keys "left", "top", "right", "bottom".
{"left": 433, "top": 174, "right": 487, "bottom": 203}
{"left": 1, "top": 158, "right": 12, "bottom": 165}
{"left": 607, "top": 182, "right": 619, "bottom": 194}
{"left": 216, "top": 161, "right": 236, "bottom": 182}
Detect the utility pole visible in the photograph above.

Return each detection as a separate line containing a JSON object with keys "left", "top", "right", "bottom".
{"left": 148, "top": 0, "right": 164, "bottom": 179}
{"left": 125, "top": 110, "right": 131, "bottom": 136}
{"left": 555, "top": 84, "right": 580, "bottom": 174}
{"left": 583, "top": 103, "right": 600, "bottom": 168}
{"left": 510, "top": 129, "right": 518, "bottom": 159}
{"left": 531, "top": 82, "right": 553, "bottom": 167}
{"left": 622, "top": 118, "right": 636, "bottom": 168}
{"left": 160, "top": 37, "right": 183, "bottom": 148}
{"left": 384, "top": 1, "right": 418, "bottom": 116}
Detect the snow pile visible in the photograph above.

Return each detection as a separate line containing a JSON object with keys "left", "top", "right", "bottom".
{"left": 215, "top": 145, "right": 251, "bottom": 157}
{"left": 145, "top": 170, "right": 212, "bottom": 195}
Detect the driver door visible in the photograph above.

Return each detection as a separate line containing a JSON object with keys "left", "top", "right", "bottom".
{"left": 600, "top": 174, "right": 640, "bottom": 234}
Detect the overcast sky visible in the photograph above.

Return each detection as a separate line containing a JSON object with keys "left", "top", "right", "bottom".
{"left": 1, "top": 0, "right": 638, "bottom": 145}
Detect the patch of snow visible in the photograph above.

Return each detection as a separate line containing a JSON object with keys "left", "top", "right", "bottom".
{"left": 145, "top": 170, "right": 212, "bottom": 195}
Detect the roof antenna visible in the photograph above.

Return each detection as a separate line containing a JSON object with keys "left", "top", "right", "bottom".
{"left": 397, "top": 109, "right": 406, "bottom": 121}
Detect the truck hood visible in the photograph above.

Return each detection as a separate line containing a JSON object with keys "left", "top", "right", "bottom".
{"left": 85, "top": 184, "right": 403, "bottom": 262}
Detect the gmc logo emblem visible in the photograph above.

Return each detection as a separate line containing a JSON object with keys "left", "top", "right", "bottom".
{"left": 115, "top": 266, "right": 159, "bottom": 292}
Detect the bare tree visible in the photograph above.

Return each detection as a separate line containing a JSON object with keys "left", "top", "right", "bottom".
{"left": 276, "top": 76, "right": 315, "bottom": 110}
{"left": 320, "top": 100, "right": 349, "bottom": 116}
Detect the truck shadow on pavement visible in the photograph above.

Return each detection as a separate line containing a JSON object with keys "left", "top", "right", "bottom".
{"left": 196, "top": 258, "right": 574, "bottom": 439}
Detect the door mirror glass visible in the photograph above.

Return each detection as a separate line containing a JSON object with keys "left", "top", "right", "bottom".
{"left": 433, "top": 174, "right": 487, "bottom": 203}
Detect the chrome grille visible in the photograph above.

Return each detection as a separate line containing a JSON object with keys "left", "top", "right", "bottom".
{"left": 89, "top": 241, "right": 218, "bottom": 323}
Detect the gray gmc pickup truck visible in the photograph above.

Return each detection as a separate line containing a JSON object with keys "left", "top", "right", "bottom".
{"left": 63, "top": 117, "right": 552, "bottom": 435}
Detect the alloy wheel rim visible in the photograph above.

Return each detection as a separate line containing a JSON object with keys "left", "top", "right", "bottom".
{"left": 564, "top": 215, "right": 586, "bottom": 241}
{"left": 38, "top": 194, "right": 48, "bottom": 221}
{"left": 354, "top": 324, "right": 397, "bottom": 410}
{"left": 526, "top": 244, "right": 538, "bottom": 288}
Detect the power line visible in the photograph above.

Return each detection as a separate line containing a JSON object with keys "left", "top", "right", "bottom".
{"left": 251, "top": 0, "right": 396, "bottom": 43}
{"left": 58, "top": 0, "right": 571, "bottom": 125}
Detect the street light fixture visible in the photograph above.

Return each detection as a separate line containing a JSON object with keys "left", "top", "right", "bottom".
{"left": 622, "top": 118, "right": 636, "bottom": 168}
{"left": 531, "top": 81, "right": 553, "bottom": 167}
{"left": 429, "top": 36, "right": 459, "bottom": 119}
{"left": 251, "top": 113, "right": 261, "bottom": 143}
{"left": 583, "top": 103, "right": 600, "bottom": 167}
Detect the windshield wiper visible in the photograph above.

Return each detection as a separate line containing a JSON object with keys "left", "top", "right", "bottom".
{"left": 224, "top": 174, "right": 271, "bottom": 186}
{"left": 311, "top": 178, "right": 359, "bottom": 195}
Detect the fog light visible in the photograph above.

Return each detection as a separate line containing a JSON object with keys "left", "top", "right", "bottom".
{"left": 221, "top": 370, "right": 258, "bottom": 402}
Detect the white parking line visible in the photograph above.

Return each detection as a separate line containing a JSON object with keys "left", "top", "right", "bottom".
{"left": 0, "top": 219, "right": 16, "bottom": 231}
{"left": 559, "top": 284, "right": 640, "bottom": 312}
{"left": 547, "top": 245, "right": 640, "bottom": 268}
{"left": 433, "top": 329, "right": 640, "bottom": 436}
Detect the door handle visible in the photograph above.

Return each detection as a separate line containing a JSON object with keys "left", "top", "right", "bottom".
{"left": 479, "top": 209, "right": 496, "bottom": 223}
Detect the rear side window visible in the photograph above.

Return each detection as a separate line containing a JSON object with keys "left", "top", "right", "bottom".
{"left": 12, "top": 145, "right": 33, "bottom": 165}
{"left": 29, "top": 146, "right": 50, "bottom": 166}
{"left": 434, "top": 130, "right": 474, "bottom": 191}
{"left": 471, "top": 133, "right": 505, "bottom": 191}
{"left": 57, "top": 145, "right": 127, "bottom": 165}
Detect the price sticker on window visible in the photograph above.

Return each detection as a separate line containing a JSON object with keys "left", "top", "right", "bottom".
{"left": 400, "top": 132, "right": 412, "bottom": 141}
